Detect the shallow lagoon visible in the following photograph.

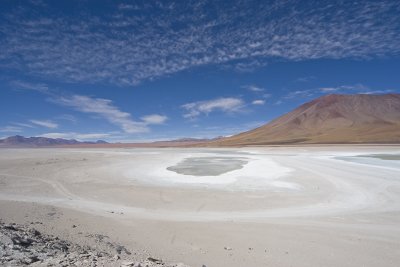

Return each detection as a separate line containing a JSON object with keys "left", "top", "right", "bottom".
{"left": 167, "top": 156, "right": 249, "bottom": 176}
{"left": 363, "top": 154, "right": 400, "bottom": 161}
{"left": 336, "top": 153, "right": 400, "bottom": 169}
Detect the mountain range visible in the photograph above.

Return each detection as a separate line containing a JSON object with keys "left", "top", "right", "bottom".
{"left": 212, "top": 93, "right": 400, "bottom": 145}
{"left": 0, "top": 136, "right": 217, "bottom": 148}
{"left": 0, "top": 135, "right": 108, "bottom": 147}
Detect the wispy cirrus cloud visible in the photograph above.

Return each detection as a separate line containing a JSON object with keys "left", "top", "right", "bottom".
{"left": 252, "top": 99, "right": 265, "bottom": 105}
{"left": 282, "top": 85, "right": 355, "bottom": 100}
{"left": 29, "top": 119, "right": 58, "bottom": 129}
{"left": 182, "top": 97, "right": 245, "bottom": 119}
{"left": 0, "top": 126, "right": 22, "bottom": 133}
{"left": 9, "top": 80, "right": 48, "bottom": 92}
{"left": 362, "top": 90, "right": 394, "bottom": 94}
{"left": 295, "top": 76, "right": 316, "bottom": 83}
{"left": 279, "top": 83, "right": 396, "bottom": 103}
{"left": 49, "top": 94, "right": 168, "bottom": 133}
{"left": 0, "top": 1, "right": 399, "bottom": 85}
{"left": 141, "top": 114, "right": 168, "bottom": 125}
{"left": 242, "top": 85, "right": 265, "bottom": 92}
{"left": 10, "top": 79, "right": 167, "bottom": 134}
{"left": 283, "top": 89, "right": 315, "bottom": 99}
{"left": 225, "top": 59, "right": 268, "bottom": 73}
{"left": 316, "top": 84, "right": 395, "bottom": 95}
{"left": 12, "top": 122, "right": 34, "bottom": 128}
{"left": 56, "top": 114, "right": 77, "bottom": 124}
{"left": 318, "top": 84, "right": 368, "bottom": 93}
{"left": 50, "top": 95, "right": 148, "bottom": 133}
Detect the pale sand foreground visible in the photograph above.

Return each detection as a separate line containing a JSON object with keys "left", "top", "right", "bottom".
{"left": 1, "top": 147, "right": 400, "bottom": 266}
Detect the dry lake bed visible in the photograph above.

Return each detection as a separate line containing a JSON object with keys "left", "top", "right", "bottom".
{"left": 1, "top": 146, "right": 400, "bottom": 266}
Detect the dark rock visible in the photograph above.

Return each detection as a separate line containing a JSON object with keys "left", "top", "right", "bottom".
{"left": 26, "top": 255, "right": 40, "bottom": 264}
{"left": 28, "top": 228, "right": 41, "bottom": 236}
{"left": 3, "top": 225, "right": 18, "bottom": 231}
{"left": 115, "top": 245, "right": 131, "bottom": 255}
{"left": 147, "top": 257, "right": 162, "bottom": 263}
{"left": 11, "top": 236, "right": 33, "bottom": 247}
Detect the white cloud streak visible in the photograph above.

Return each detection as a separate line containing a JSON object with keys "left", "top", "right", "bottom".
{"left": 182, "top": 97, "right": 245, "bottom": 119}
{"left": 50, "top": 95, "right": 148, "bottom": 133}
{"left": 56, "top": 114, "right": 77, "bottom": 123}
{"left": 362, "top": 90, "right": 394, "bottom": 94}
{"left": 141, "top": 114, "right": 168, "bottom": 125}
{"left": 279, "top": 83, "right": 397, "bottom": 103}
{"left": 0, "top": 126, "right": 22, "bottom": 133}
{"left": 283, "top": 89, "right": 315, "bottom": 99}
{"left": 318, "top": 84, "right": 368, "bottom": 93}
{"left": 9, "top": 80, "right": 48, "bottom": 92}
{"left": 0, "top": 1, "right": 399, "bottom": 85}
{"left": 252, "top": 99, "right": 265, "bottom": 105}
{"left": 30, "top": 119, "right": 58, "bottom": 129}
{"left": 295, "top": 76, "right": 316, "bottom": 83}
{"left": 243, "top": 85, "right": 265, "bottom": 92}
{"left": 12, "top": 122, "right": 34, "bottom": 128}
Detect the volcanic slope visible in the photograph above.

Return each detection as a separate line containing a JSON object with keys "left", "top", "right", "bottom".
{"left": 213, "top": 94, "right": 400, "bottom": 145}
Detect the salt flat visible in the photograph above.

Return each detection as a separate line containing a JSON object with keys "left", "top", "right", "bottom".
{"left": 1, "top": 146, "right": 400, "bottom": 267}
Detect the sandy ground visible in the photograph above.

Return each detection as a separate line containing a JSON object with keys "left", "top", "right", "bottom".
{"left": 1, "top": 146, "right": 400, "bottom": 267}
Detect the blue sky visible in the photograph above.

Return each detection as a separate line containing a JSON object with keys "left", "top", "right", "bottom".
{"left": 1, "top": 0, "right": 400, "bottom": 142}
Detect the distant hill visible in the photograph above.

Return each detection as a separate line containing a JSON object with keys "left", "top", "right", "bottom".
{"left": 152, "top": 136, "right": 224, "bottom": 144}
{"left": 0, "top": 135, "right": 220, "bottom": 148}
{"left": 59, "top": 136, "right": 223, "bottom": 148}
{"left": 0, "top": 135, "right": 108, "bottom": 147}
{"left": 212, "top": 94, "right": 400, "bottom": 146}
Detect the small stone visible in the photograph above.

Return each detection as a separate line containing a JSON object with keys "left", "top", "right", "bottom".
{"left": 224, "top": 246, "right": 232, "bottom": 251}
{"left": 11, "top": 236, "right": 33, "bottom": 247}
{"left": 113, "top": 254, "right": 119, "bottom": 260}
{"left": 28, "top": 255, "right": 40, "bottom": 263}
{"left": 147, "top": 257, "right": 162, "bottom": 263}
{"left": 28, "top": 228, "right": 41, "bottom": 236}
{"left": 3, "top": 225, "right": 18, "bottom": 231}
{"left": 121, "top": 261, "right": 135, "bottom": 266}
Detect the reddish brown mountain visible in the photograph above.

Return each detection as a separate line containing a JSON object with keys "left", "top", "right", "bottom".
{"left": 212, "top": 94, "right": 400, "bottom": 146}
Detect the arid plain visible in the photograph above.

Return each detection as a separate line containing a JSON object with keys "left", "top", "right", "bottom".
{"left": 1, "top": 146, "right": 400, "bottom": 267}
